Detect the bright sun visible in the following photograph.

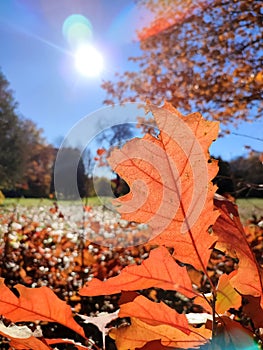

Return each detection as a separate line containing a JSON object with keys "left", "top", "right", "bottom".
{"left": 74, "top": 45, "right": 104, "bottom": 77}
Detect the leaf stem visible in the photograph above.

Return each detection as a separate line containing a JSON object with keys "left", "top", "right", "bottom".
{"left": 211, "top": 290, "right": 217, "bottom": 339}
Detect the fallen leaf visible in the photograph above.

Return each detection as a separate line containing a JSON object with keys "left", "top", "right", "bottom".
{"left": 0, "top": 278, "right": 85, "bottom": 338}
{"left": 19, "top": 267, "right": 33, "bottom": 284}
{"left": 213, "top": 196, "right": 263, "bottom": 308}
{"left": 74, "top": 250, "right": 96, "bottom": 266}
{"left": 78, "top": 310, "right": 119, "bottom": 334}
{"left": 108, "top": 102, "right": 219, "bottom": 271}
{"left": 78, "top": 310, "right": 119, "bottom": 350}
{"left": 185, "top": 313, "right": 212, "bottom": 325}
{"left": 79, "top": 246, "right": 195, "bottom": 298}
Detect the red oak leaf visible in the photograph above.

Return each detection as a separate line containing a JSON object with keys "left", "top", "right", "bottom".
{"left": 46, "top": 338, "right": 90, "bottom": 349}
{"left": 79, "top": 246, "right": 195, "bottom": 298}
{"left": 213, "top": 195, "right": 263, "bottom": 308}
{"left": 119, "top": 295, "right": 190, "bottom": 334}
{"left": 8, "top": 337, "right": 50, "bottom": 350}
{"left": 107, "top": 102, "right": 219, "bottom": 271}
{"left": 110, "top": 317, "right": 211, "bottom": 350}
{"left": 0, "top": 278, "right": 85, "bottom": 338}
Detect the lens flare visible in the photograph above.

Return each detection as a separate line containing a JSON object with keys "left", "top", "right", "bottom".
{"left": 62, "top": 14, "right": 93, "bottom": 47}
{"left": 74, "top": 44, "right": 103, "bottom": 77}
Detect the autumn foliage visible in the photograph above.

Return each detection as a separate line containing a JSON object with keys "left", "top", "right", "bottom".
{"left": 0, "top": 103, "right": 263, "bottom": 349}
{"left": 102, "top": 0, "right": 263, "bottom": 130}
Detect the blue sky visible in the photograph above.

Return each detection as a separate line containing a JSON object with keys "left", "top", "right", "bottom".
{"left": 0, "top": 0, "right": 262, "bottom": 161}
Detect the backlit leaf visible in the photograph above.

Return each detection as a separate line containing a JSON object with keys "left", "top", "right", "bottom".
{"left": 216, "top": 272, "right": 242, "bottom": 314}
{"left": 119, "top": 295, "right": 190, "bottom": 334}
{"left": 46, "top": 338, "right": 90, "bottom": 349}
{"left": 0, "top": 278, "right": 85, "bottom": 338}
{"left": 8, "top": 337, "right": 50, "bottom": 350}
{"left": 195, "top": 273, "right": 242, "bottom": 315}
{"left": 108, "top": 102, "right": 219, "bottom": 271}
{"left": 213, "top": 196, "right": 263, "bottom": 308}
{"left": 79, "top": 246, "right": 195, "bottom": 298}
{"left": 110, "top": 317, "right": 211, "bottom": 350}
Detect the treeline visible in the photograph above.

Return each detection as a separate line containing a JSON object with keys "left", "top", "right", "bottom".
{"left": 215, "top": 155, "right": 263, "bottom": 199}
{"left": 0, "top": 69, "right": 262, "bottom": 199}
{"left": 0, "top": 69, "right": 54, "bottom": 197}
{"left": 0, "top": 69, "right": 127, "bottom": 199}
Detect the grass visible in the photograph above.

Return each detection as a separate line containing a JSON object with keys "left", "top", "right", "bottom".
{"left": 1, "top": 196, "right": 262, "bottom": 223}
{"left": 236, "top": 198, "right": 263, "bottom": 223}
{"left": 1, "top": 196, "right": 108, "bottom": 207}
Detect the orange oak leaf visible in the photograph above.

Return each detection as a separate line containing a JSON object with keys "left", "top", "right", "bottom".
{"left": 79, "top": 246, "right": 195, "bottom": 298}
{"left": 187, "top": 267, "right": 203, "bottom": 289}
{"left": 110, "top": 317, "right": 211, "bottom": 350}
{"left": 195, "top": 272, "right": 242, "bottom": 314}
{"left": 213, "top": 196, "right": 263, "bottom": 308}
{"left": 107, "top": 102, "right": 219, "bottom": 271}
{"left": 0, "top": 278, "right": 85, "bottom": 338}
{"left": 8, "top": 337, "right": 50, "bottom": 350}
{"left": 46, "top": 338, "right": 90, "bottom": 349}
{"left": 119, "top": 294, "right": 190, "bottom": 334}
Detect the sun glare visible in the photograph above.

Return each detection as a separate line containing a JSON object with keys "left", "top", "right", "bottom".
{"left": 74, "top": 45, "right": 104, "bottom": 77}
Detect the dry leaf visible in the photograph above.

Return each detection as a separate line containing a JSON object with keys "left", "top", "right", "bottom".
{"left": 79, "top": 246, "right": 195, "bottom": 298}
{"left": 119, "top": 295, "right": 189, "bottom": 333}
{"left": 108, "top": 102, "right": 219, "bottom": 271}
{"left": 8, "top": 337, "right": 50, "bottom": 350}
{"left": 46, "top": 338, "right": 91, "bottom": 349}
{"left": 213, "top": 196, "right": 263, "bottom": 307}
{"left": 78, "top": 310, "right": 119, "bottom": 334}
{"left": 110, "top": 317, "right": 211, "bottom": 350}
{"left": 78, "top": 310, "right": 119, "bottom": 350}
{"left": 195, "top": 272, "right": 242, "bottom": 315}
{"left": 215, "top": 272, "right": 242, "bottom": 314}
{"left": 0, "top": 278, "right": 85, "bottom": 338}
{"left": 0, "top": 321, "right": 49, "bottom": 350}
